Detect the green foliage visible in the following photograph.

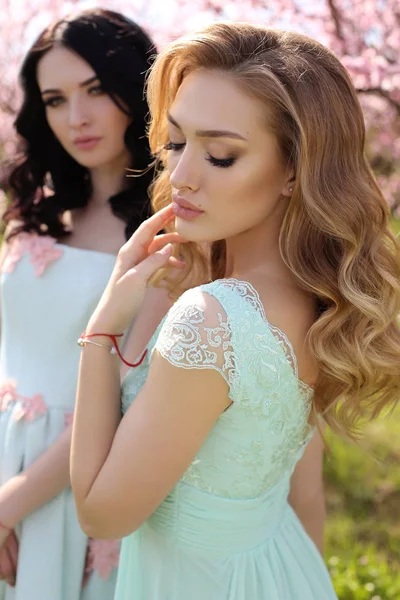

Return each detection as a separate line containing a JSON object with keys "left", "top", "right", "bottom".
{"left": 327, "top": 548, "right": 400, "bottom": 600}
{"left": 323, "top": 218, "right": 400, "bottom": 598}
{"left": 324, "top": 406, "right": 400, "bottom": 598}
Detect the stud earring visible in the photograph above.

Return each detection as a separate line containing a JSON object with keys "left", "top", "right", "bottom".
{"left": 289, "top": 186, "right": 293, "bottom": 193}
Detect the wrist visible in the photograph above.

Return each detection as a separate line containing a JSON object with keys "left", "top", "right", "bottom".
{"left": 0, "top": 492, "right": 21, "bottom": 531}
{"left": 0, "top": 519, "right": 12, "bottom": 532}
{"left": 80, "top": 333, "right": 115, "bottom": 348}
{"left": 85, "top": 317, "right": 124, "bottom": 337}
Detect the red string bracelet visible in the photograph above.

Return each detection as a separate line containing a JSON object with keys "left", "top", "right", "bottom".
{"left": 0, "top": 520, "right": 11, "bottom": 532}
{"left": 80, "top": 331, "right": 147, "bottom": 368}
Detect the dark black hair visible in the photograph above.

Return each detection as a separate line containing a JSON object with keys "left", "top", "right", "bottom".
{"left": 5, "top": 9, "right": 157, "bottom": 240}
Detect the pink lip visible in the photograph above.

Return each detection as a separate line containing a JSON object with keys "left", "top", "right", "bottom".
{"left": 73, "top": 136, "right": 102, "bottom": 150}
{"left": 172, "top": 194, "right": 204, "bottom": 221}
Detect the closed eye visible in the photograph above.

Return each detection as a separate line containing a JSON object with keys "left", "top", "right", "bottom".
{"left": 206, "top": 155, "right": 236, "bottom": 168}
{"left": 164, "top": 142, "right": 185, "bottom": 152}
{"left": 165, "top": 141, "right": 237, "bottom": 169}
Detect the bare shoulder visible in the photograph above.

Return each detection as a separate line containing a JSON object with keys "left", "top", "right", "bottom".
{"left": 250, "top": 275, "right": 317, "bottom": 386}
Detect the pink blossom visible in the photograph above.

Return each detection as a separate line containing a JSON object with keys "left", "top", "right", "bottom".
{"left": 0, "top": 0, "right": 399, "bottom": 205}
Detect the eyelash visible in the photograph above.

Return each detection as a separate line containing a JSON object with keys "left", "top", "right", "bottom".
{"left": 43, "top": 96, "right": 63, "bottom": 108}
{"left": 164, "top": 142, "right": 236, "bottom": 169}
{"left": 43, "top": 85, "right": 104, "bottom": 108}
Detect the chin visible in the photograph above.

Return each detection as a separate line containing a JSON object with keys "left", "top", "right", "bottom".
{"left": 174, "top": 216, "right": 219, "bottom": 243}
{"left": 69, "top": 149, "right": 117, "bottom": 170}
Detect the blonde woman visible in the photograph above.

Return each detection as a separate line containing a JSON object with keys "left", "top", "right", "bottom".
{"left": 71, "top": 23, "right": 400, "bottom": 600}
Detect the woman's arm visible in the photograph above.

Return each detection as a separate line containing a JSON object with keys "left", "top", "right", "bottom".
{"left": 0, "top": 426, "right": 72, "bottom": 531}
{"left": 70, "top": 206, "right": 225, "bottom": 538}
{"left": 71, "top": 337, "right": 230, "bottom": 540}
{"left": 288, "top": 430, "right": 326, "bottom": 553}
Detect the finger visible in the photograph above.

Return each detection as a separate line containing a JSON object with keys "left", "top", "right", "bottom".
{"left": 148, "top": 233, "right": 187, "bottom": 254}
{"left": 4, "top": 548, "right": 15, "bottom": 586}
{"left": 6, "top": 533, "right": 18, "bottom": 567}
{"left": 81, "top": 568, "right": 90, "bottom": 589}
{"left": 126, "top": 243, "right": 174, "bottom": 284}
{"left": 124, "top": 205, "right": 176, "bottom": 255}
{"left": 166, "top": 257, "right": 186, "bottom": 269}
{"left": 0, "top": 548, "right": 14, "bottom": 582}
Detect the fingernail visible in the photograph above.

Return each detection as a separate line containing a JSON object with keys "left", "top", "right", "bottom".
{"left": 160, "top": 243, "right": 173, "bottom": 256}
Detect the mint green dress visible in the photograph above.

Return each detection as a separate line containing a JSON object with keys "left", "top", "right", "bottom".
{"left": 117, "top": 279, "right": 337, "bottom": 600}
{"left": 0, "top": 233, "right": 119, "bottom": 600}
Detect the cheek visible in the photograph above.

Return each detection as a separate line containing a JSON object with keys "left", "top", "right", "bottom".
{"left": 229, "top": 157, "right": 284, "bottom": 208}
{"left": 208, "top": 161, "right": 285, "bottom": 232}
{"left": 101, "top": 101, "right": 129, "bottom": 134}
{"left": 45, "top": 110, "right": 66, "bottom": 141}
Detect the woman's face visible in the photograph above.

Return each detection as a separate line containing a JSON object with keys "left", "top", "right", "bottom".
{"left": 166, "top": 69, "right": 293, "bottom": 243}
{"left": 37, "top": 45, "right": 131, "bottom": 170}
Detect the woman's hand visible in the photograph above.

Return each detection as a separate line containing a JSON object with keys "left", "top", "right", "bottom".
{"left": 0, "top": 529, "right": 18, "bottom": 587}
{"left": 0, "top": 527, "right": 9, "bottom": 551}
{"left": 87, "top": 205, "right": 185, "bottom": 334}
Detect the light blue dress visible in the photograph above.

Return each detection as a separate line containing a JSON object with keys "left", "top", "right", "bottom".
{"left": 117, "top": 278, "right": 337, "bottom": 599}
{"left": 0, "top": 233, "right": 119, "bottom": 600}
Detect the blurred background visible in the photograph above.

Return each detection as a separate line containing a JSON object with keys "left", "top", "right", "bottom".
{"left": 0, "top": 1, "right": 399, "bottom": 598}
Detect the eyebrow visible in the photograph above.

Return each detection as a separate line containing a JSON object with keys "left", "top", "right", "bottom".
{"left": 167, "top": 113, "right": 247, "bottom": 141}
{"left": 41, "top": 75, "right": 100, "bottom": 95}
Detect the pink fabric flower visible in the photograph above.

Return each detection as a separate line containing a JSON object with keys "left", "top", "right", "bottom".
{"left": 13, "top": 393, "right": 47, "bottom": 422}
{"left": 2, "top": 232, "right": 62, "bottom": 276}
{"left": 0, "top": 380, "right": 18, "bottom": 411}
{"left": 28, "top": 235, "right": 63, "bottom": 276}
{"left": 86, "top": 539, "right": 120, "bottom": 580}
{"left": 2, "top": 234, "right": 30, "bottom": 274}
{"left": 0, "top": 380, "right": 48, "bottom": 422}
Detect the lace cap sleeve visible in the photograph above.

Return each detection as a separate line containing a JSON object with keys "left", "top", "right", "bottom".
{"left": 154, "top": 288, "right": 235, "bottom": 387}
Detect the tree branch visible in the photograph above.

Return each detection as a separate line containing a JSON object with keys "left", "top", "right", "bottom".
{"left": 357, "top": 88, "right": 400, "bottom": 116}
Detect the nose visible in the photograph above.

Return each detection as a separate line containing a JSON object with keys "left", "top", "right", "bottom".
{"left": 169, "top": 146, "right": 199, "bottom": 193}
{"left": 68, "top": 95, "right": 89, "bottom": 129}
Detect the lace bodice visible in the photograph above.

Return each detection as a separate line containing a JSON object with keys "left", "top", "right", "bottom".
{"left": 122, "top": 279, "right": 314, "bottom": 499}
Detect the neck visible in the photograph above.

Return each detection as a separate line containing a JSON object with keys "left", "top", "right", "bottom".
{"left": 225, "top": 198, "right": 292, "bottom": 284}
{"left": 89, "top": 152, "right": 131, "bottom": 205}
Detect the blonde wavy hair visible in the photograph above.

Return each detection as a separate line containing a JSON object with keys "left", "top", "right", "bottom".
{"left": 146, "top": 22, "right": 400, "bottom": 436}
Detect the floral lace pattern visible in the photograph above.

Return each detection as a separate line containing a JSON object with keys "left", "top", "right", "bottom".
{"left": 2, "top": 232, "right": 63, "bottom": 276}
{"left": 215, "top": 278, "right": 313, "bottom": 393}
{"left": 0, "top": 380, "right": 47, "bottom": 422}
{"left": 156, "top": 292, "right": 236, "bottom": 387}
{"left": 85, "top": 539, "right": 120, "bottom": 580}
{"left": 122, "top": 279, "right": 315, "bottom": 500}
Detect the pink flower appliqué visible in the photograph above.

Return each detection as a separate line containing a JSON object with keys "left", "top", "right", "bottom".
{"left": 0, "top": 380, "right": 18, "bottom": 411}
{"left": 2, "top": 232, "right": 63, "bottom": 276}
{"left": 13, "top": 393, "right": 47, "bottom": 422}
{"left": 0, "top": 380, "right": 47, "bottom": 422}
{"left": 85, "top": 539, "right": 120, "bottom": 580}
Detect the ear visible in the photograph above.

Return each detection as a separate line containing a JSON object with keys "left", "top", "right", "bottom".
{"left": 281, "top": 172, "right": 295, "bottom": 198}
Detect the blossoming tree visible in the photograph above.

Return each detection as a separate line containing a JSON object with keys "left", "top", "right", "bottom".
{"left": 0, "top": 0, "right": 399, "bottom": 209}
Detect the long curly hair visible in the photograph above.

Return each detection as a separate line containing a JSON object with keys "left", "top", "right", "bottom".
{"left": 146, "top": 22, "right": 400, "bottom": 436}
{"left": 5, "top": 9, "right": 157, "bottom": 240}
